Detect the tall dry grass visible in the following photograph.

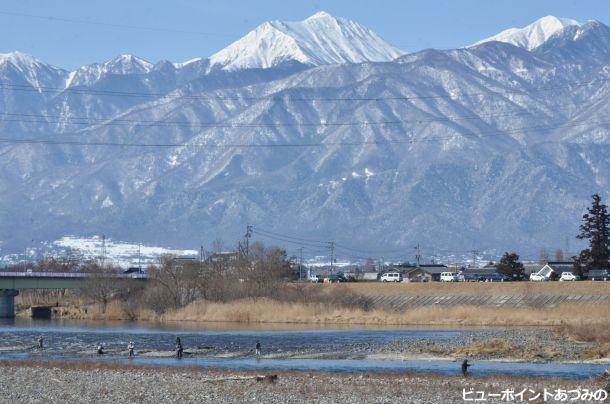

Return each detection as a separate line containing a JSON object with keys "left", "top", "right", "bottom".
{"left": 157, "top": 299, "right": 610, "bottom": 327}
{"left": 20, "top": 292, "right": 610, "bottom": 328}
{"left": 558, "top": 320, "right": 610, "bottom": 343}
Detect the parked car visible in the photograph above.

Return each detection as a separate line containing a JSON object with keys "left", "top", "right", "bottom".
{"left": 529, "top": 273, "right": 547, "bottom": 281}
{"left": 440, "top": 272, "right": 458, "bottom": 282}
{"left": 326, "top": 273, "right": 348, "bottom": 283}
{"left": 489, "top": 273, "right": 512, "bottom": 282}
{"left": 308, "top": 274, "right": 322, "bottom": 283}
{"left": 380, "top": 272, "right": 403, "bottom": 282}
{"left": 559, "top": 272, "right": 578, "bottom": 281}
{"left": 463, "top": 273, "right": 481, "bottom": 282}
{"left": 588, "top": 269, "right": 610, "bottom": 281}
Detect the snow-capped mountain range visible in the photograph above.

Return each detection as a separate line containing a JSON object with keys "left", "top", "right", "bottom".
{"left": 472, "top": 15, "right": 581, "bottom": 50}
{"left": 1, "top": 12, "right": 609, "bottom": 260}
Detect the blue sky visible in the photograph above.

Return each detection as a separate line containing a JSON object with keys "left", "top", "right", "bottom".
{"left": 1, "top": 0, "right": 609, "bottom": 69}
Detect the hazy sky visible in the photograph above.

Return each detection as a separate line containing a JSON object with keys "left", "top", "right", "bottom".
{"left": 1, "top": 0, "right": 609, "bottom": 69}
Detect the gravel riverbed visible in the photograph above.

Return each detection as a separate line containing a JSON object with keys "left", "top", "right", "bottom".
{"left": 0, "top": 361, "right": 607, "bottom": 403}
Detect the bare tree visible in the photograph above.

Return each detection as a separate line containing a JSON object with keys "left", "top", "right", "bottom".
{"left": 538, "top": 248, "right": 549, "bottom": 265}
{"left": 145, "top": 256, "right": 200, "bottom": 312}
{"left": 554, "top": 248, "right": 564, "bottom": 262}
{"left": 79, "top": 263, "right": 123, "bottom": 313}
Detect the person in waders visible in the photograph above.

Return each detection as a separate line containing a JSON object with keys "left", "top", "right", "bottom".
{"left": 255, "top": 340, "right": 261, "bottom": 357}
{"left": 37, "top": 336, "right": 43, "bottom": 349}
{"left": 462, "top": 359, "right": 472, "bottom": 377}
{"left": 128, "top": 341, "right": 135, "bottom": 358}
{"left": 97, "top": 343, "right": 105, "bottom": 355}
{"left": 175, "top": 337, "right": 183, "bottom": 359}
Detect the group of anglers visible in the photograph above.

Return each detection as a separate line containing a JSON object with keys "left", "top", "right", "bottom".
{"left": 34, "top": 336, "right": 474, "bottom": 376}
{"left": 35, "top": 335, "right": 263, "bottom": 360}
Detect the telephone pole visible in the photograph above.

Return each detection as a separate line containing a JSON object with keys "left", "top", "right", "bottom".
{"left": 297, "top": 247, "right": 304, "bottom": 281}
{"left": 328, "top": 241, "right": 335, "bottom": 274}
{"left": 414, "top": 244, "right": 421, "bottom": 267}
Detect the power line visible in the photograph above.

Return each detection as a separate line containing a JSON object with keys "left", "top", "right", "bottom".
{"left": 251, "top": 230, "right": 328, "bottom": 251}
{"left": 0, "top": 77, "right": 604, "bottom": 102}
{"left": 0, "top": 10, "right": 237, "bottom": 38}
{"left": 0, "top": 118, "right": 606, "bottom": 148}
{"left": 0, "top": 109, "right": 539, "bottom": 128}
{"left": 253, "top": 228, "right": 327, "bottom": 245}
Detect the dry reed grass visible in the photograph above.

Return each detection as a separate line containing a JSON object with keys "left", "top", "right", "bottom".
{"left": 558, "top": 320, "right": 610, "bottom": 344}
{"left": 159, "top": 299, "right": 610, "bottom": 327}
{"left": 24, "top": 296, "right": 610, "bottom": 328}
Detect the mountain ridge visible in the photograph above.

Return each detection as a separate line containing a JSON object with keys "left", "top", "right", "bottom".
{"left": 0, "top": 15, "right": 609, "bottom": 258}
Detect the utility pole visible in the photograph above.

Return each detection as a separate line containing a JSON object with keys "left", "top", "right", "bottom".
{"left": 470, "top": 250, "right": 478, "bottom": 269}
{"left": 431, "top": 247, "right": 436, "bottom": 265}
{"left": 200, "top": 245, "right": 204, "bottom": 271}
{"left": 328, "top": 241, "right": 335, "bottom": 274}
{"left": 297, "top": 247, "right": 304, "bottom": 281}
{"left": 244, "top": 224, "right": 253, "bottom": 258}
{"left": 100, "top": 235, "right": 106, "bottom": 268}
{"left": 414, "top": 244, "right": 421, "bottom": 267}
{"left": 138, "top": 242, "right": 141, "bottom": 270}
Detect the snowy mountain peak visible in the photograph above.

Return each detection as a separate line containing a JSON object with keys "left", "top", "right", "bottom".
{"left": 209, "top": 12, "right": 404, "bottom": 70}
{"left": 66, "top": 54, "right": 153, "bottom": 87}
{"left": 0, "top": 51, "right": 46, "bottom": 69}
{"left": 305, "top": 11, "right": 334, "bottom": 20}
{"left": 473, "top": 15, "right": 581, "bottom": 50}
{"left": 102, "top": 54, "right": 154, "bottom": 74}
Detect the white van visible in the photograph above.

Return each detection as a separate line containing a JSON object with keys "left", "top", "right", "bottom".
{"left": 440, "top": 272, "right": 458, "bottom": 282}
{"left": 380, "top": 272, "right": 402, "bottom": 282}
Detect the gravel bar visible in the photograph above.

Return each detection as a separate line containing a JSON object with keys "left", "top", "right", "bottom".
{"left": 0, "top": 361, "right": 607, "bottom": 403}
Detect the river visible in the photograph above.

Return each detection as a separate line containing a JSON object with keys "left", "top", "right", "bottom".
{"left": 0, "top": 319, "right": 606, "bottom": 379}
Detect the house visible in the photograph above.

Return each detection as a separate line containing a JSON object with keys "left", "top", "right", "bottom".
{"left": 523, "top": 263, "right": 544, "bottom": 275}
{"left": 462, "top": 267, "right": 496, "bottom": 281}
{"left": 417, "top": 264, "right": 449, "bottom": 282}
{"left": 403, "top": 267, "right": 430, "bottom": 282}
{"left": 546, "top": 261, "right": 574, "bottom": 273}
{"left": 531, "top": 261, "right": 575, "bottom": 279}
{"left": 361, "top": 272, "right": 381, "bottom": 281}
{"left": 534, "top": 264, "right": 556, "bottom": 280}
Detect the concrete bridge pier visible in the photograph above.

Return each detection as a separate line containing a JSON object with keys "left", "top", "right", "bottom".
{"left": 0, "top": 289, "right": 19, "bottom": 318}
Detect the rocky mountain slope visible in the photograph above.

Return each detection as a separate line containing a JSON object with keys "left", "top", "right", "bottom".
{"left": 0, "top": 13, "right": 608, "bottom": 259}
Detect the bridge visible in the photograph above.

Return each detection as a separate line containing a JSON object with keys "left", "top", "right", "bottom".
{"left": 0, "top": 271, "right": 147, "bottom": 318}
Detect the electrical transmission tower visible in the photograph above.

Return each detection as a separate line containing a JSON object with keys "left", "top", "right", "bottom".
{"left": 244, "top": 224, "right": 253, "bottom": 258}
{"left": 470, "top": 250, "right": 479, "bottom": 269}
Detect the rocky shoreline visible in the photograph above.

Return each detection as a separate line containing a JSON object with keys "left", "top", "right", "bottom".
{"left": 0, "top": 360, "right": 607, "bottom": 404}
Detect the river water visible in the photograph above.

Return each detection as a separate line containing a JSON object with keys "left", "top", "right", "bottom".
{"left": 0, "top": 319, "right": 606, "bottom": 379}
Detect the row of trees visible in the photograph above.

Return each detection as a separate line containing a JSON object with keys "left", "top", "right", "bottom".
{"left": 80, "top": 242, "right": 293, "bottom": 316}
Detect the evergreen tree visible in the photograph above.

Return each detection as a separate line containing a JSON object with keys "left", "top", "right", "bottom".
{"left": 576, "top": 194, "right": 610, "bottom": 269}
{"left": 495, "top": 252, "right": 524, "bottom": 279}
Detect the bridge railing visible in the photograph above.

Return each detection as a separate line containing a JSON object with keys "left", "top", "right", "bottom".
{"left": 0, "top": 271, "right": 148, "bottom": 279}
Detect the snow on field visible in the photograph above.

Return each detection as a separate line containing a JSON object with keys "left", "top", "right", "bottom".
{"left": 53, "top": 236, "right": 198, "bottom": 268}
